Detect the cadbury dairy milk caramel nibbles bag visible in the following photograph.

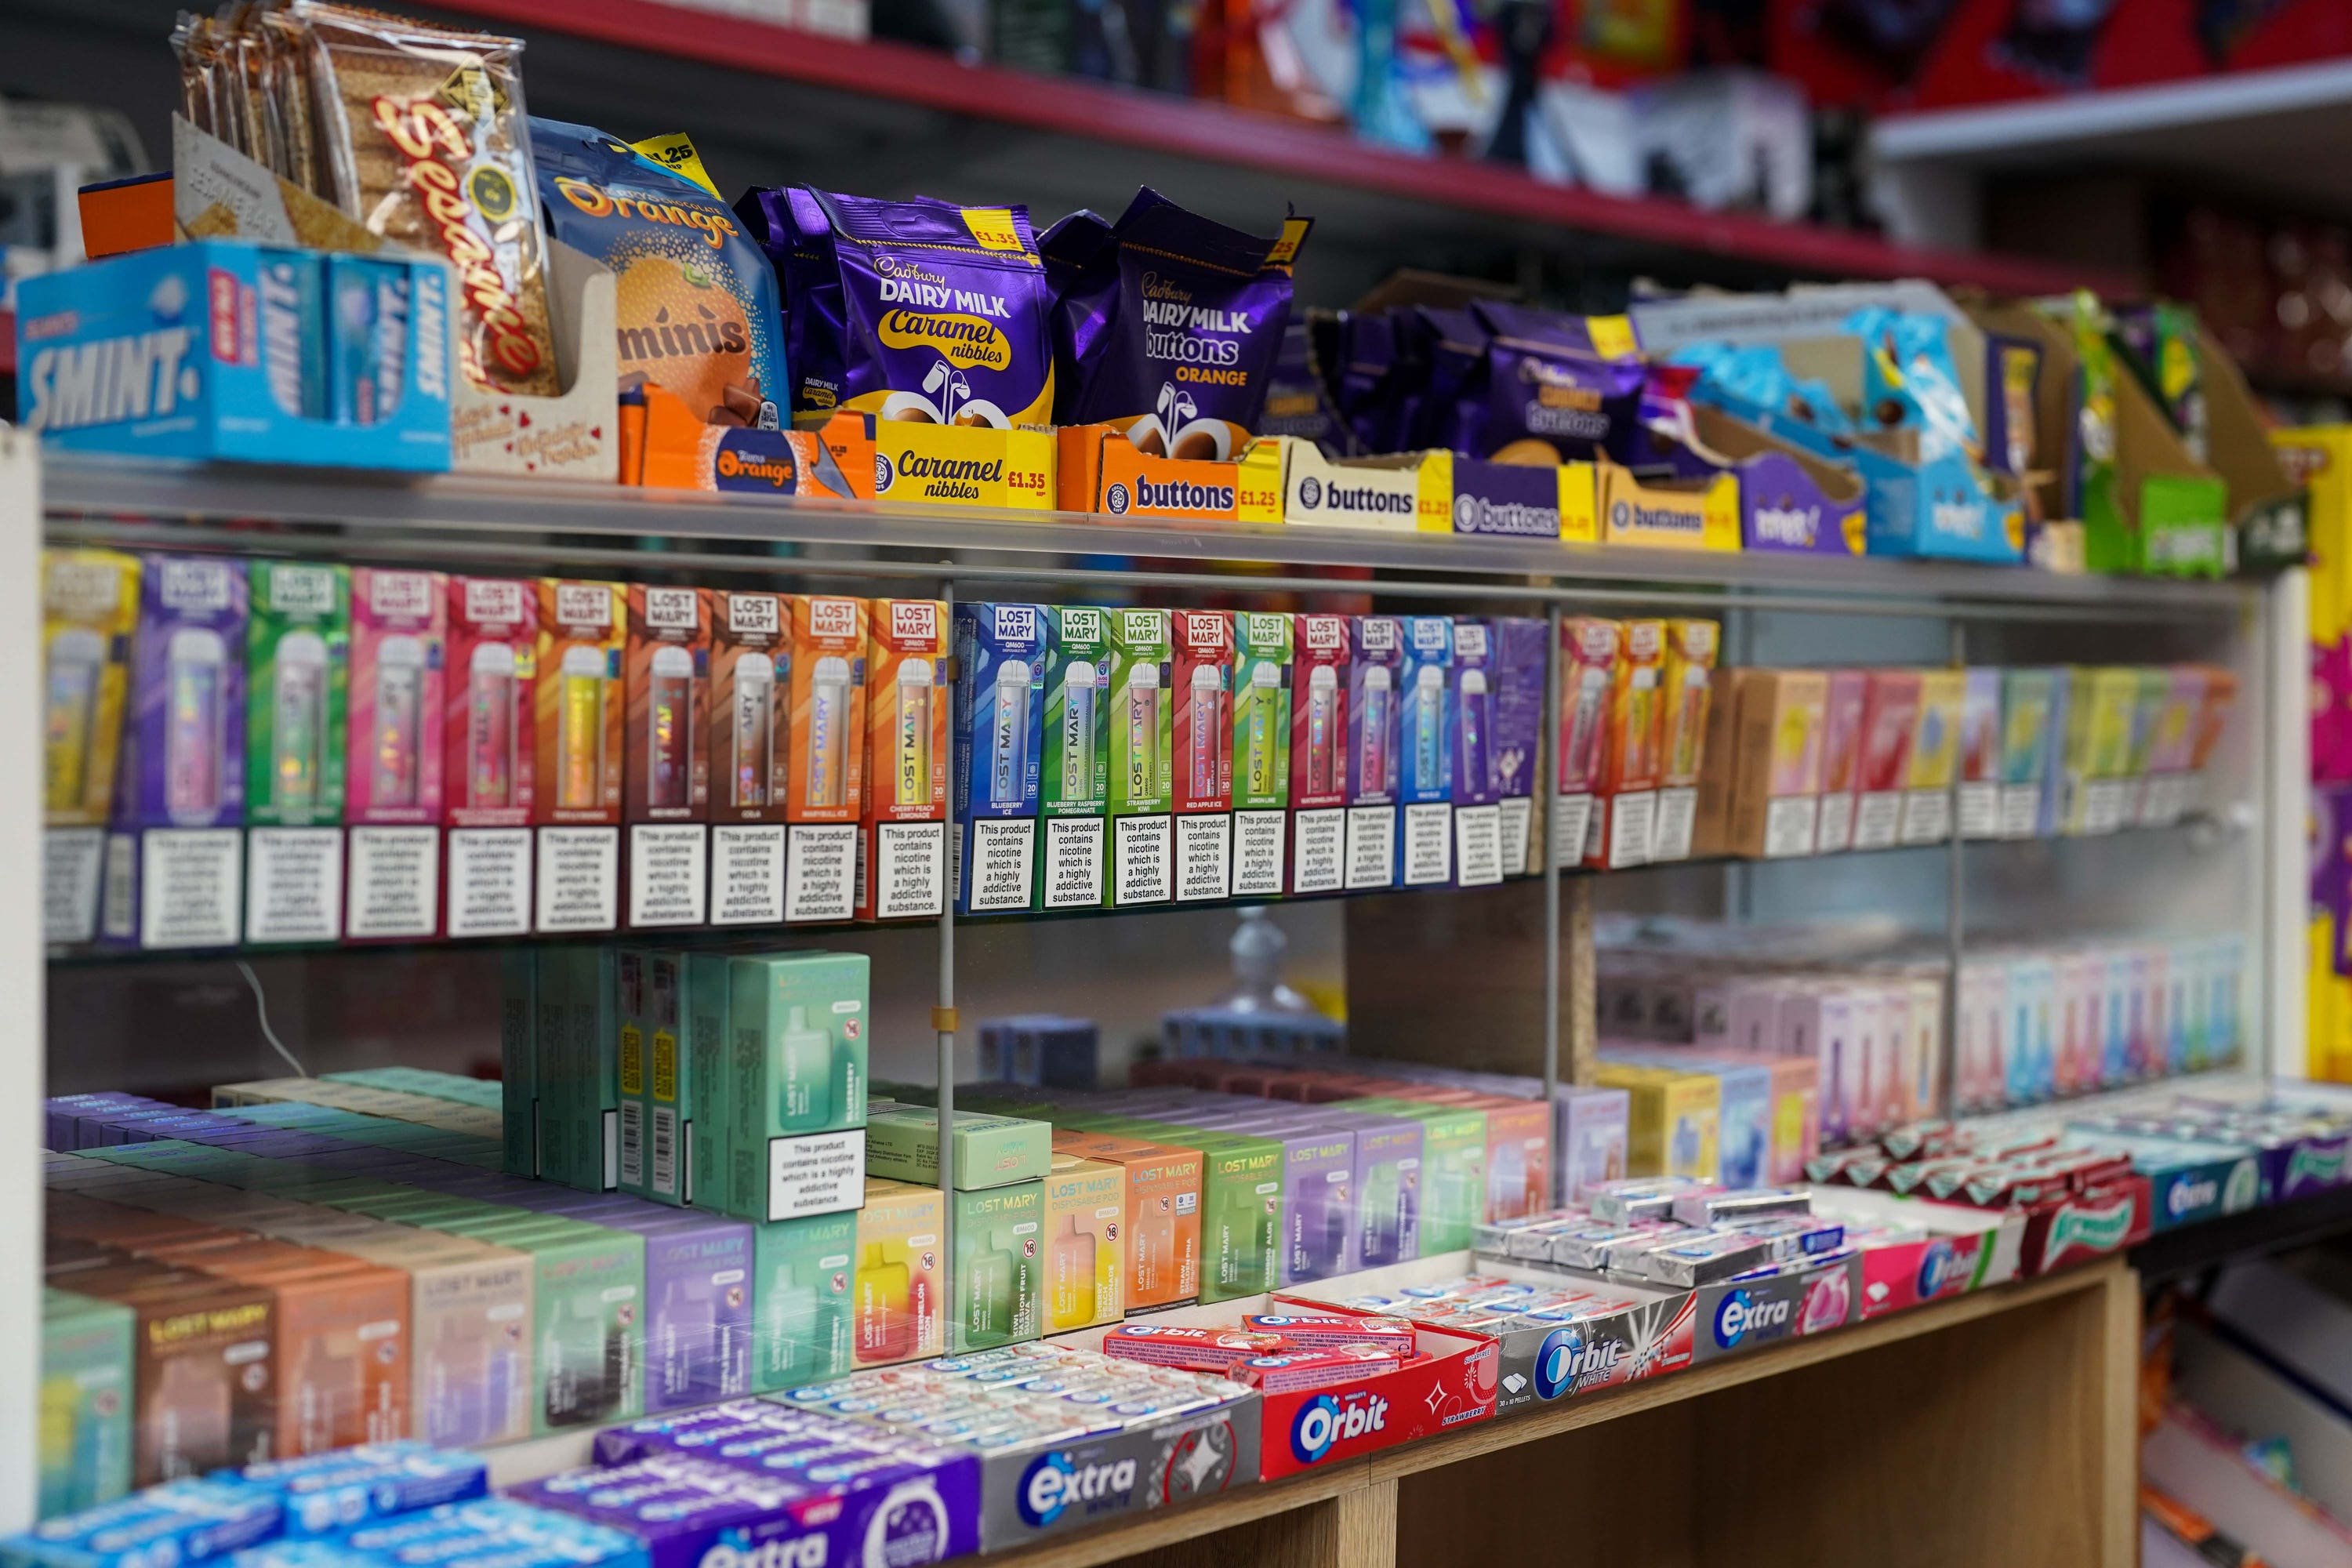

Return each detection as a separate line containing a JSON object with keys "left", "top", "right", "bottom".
{"left": 1047, "top": 187, "right": 1311, "bottom": 459}
{"left": 532, "top": 119, "right": 783, "bottom": 428}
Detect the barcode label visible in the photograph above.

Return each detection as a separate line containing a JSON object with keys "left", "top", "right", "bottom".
{"left": 619, "top": 1100, "right": 644, "bottom": 1189}
{"left": 652, "top": 1105, "right": 678, "bottom": 1199}
{"left": 854, "top": 831, "right": 869, "bottom": 910}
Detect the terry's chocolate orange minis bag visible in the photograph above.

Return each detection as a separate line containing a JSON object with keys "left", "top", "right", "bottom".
{"left": 532, "top": 119, "right": 783, "bottom": 429}
{"left": 1047, "top": 187, "right": 1311, "bottom": 459}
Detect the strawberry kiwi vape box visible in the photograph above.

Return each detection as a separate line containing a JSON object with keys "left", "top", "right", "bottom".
{"left": 1488, "top": 617, "right": 1546, "bottom": 877}
{"left": 347, "top": 570, "right": 448, "bottom": 940}
{"left": 1038, "top": 605, "right": 1111, "bottom": 909}
{"left": 102, "top": 555, "right": 249, "bottom": 951}
{"left": 443, "top": 578, "right": 538, "bottom": 940}
{"left": 1346, "top": 615, "right": 1403, "bottom": 891}
{"left": 534, "top": 579, "right": 626, "bottom": 934}
{"left": 705, "top": 589, "right": 789, "bottom": 926}
{"left": 1109, "top": 607, "right": 1174, "bottom": 907}
{"left": 1553, "top": 618, "right": 1619, "bottom": 872}
{"left": 1450, "top": 619, "right": 1503, "bottom": 887}
{"left": 784, "top": 593, "right": 868, "bottom": 923}
{"left": 953, "top": 603, "right": 1048, "bottom": 915}
{"left": 623, "top": 583, "right": 712, "bottom": 929}
{"left": 1588, "top": 619, "right": 1662, "bottom": 871}
{"left": 1231, "top": 611, "right": 1292, "bottom": 899}
{"left": 1397, "top": 615, "right": 1454, "bottom": 886}
{"left": 242, "top": 561, "right": 348, "bottom": 946}
{"left": 860, "top": 599, "right": 949, "bottom": 921}
{"left": 1170, "top": 608, "right": 1236, "bottom": 903}
{"left": 1287, "top": 612, "right": 1350, "bottom": 895}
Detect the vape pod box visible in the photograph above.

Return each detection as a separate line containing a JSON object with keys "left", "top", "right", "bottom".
{"left": 1345, "top": 615, "right": 1403, "bottom": 891}
{"left": 951, "top": 1178, "right": 1044, "bottom": 1351}
{"left": 1108, "top": 607, "right": 1174, "bottom": 907}
{"left": 1317, "top": 1109, "right": 1422, "bottom": 1272}
{"left": 1102, "top": 1123, "right": 1281, "bottom": 1305}
{"left": 1042, "top": 1154, "right": 1124, "bottom": 1331}
{"left": 2122, "top": 668, "right": 2170, "bottom": 820}
{"left": 780, "top": 595, "right": 868, "bottom": 922}
{"left": 499, "top": 951, "right": 537, "bottom": 1176}
{"left": 1955, "top": 667, "right": 2004, "bottom": 840}
{"left": 1899, "top": 669, "right": 1965, "bottom": 845}
{"left": 536, "top": 945, "right": 621, "bottom": 1192}
{"left": 1459, "top": 1096, "right": 1550, "bottom": 1223}
{"left": 1489, "top": 617, "right": 1547, "bottom": 877}
{"left": 75, "top": 1266, "right": 276, "bottom": 1483}
{"left": 1332, "top": 1098, "right": 1486, "bottom": 1255}
{"left": 953, "top": 603, "right": 1047, "bottom": 915}
{"left": 631, "top": 1213, "right": 753, "bottom": 1414}
{"left": 1844, "top": 670, "right": 1918, "bottom": 851}
{"left": 750, "top": 1210, "right": 856, "bottom": 1392}
{"left": 242, "top": 561, "right": 350, "bottom": 946}
{"left": 1446, "top": 619, "right": 1504, "bottom": 887}
{"left": 443, "top": 578, "right": 538, "bottom": 939}
{"left": 1998, "top": 668, "right": 2060, "bottom": 839}
{"left": 1050, "top": 1129, "right": 1202, "bottom": 1310}
{"left": 1284, "top": 612, "right": 1351, "bottom": 895}
{"left": 40, "top": 1287, "right": 135, "bottom": 1515}
{"left": 1555, "top": 1085, "right": 1632, "bottom": 1200}
{"left": 1652, "top": 619, "right": 1717, "bottom": 862}
{"left": 484, "top": 1218, "right": 645, "bottom": 1436}
{"left": 2138, "top": 666, "right": 2206, "bottom": 827}
{"left": 42, "top": 549, "right": 140, "bottom": 944}
{"left": 1553, "top": 617, "right": 1619, "bottom": 872}
{"left": 102, "top": 554, "right": 249, "bottom": 951}
{"left": 1165, "top": 608, "right": 1235, "bottom": 903}
{"left": 1588, "top": 619, "right": 1662, "bottom": 870}
{"left": 338, "top": 568, "right": 448, "bottom": 942}
{"left": 1396, "top": 615, "right": 1455, "bottom": 886}
{"left": 1229, "top": 611, "right": 1292, "bottom": 898}
{"left": 1036, "top": 604, "right": 1110, "bottom": 910}
{"left": 1595, "top": 1063, "right": 1720, "bottom": 1181}
{"left": 702, "top": 590, "right": 790, "bottom": 927}
{"left": 623, "top": 584, "right": 712, "bottom": 929}
{"left": 534, "top": 580, "right": 626, "bottom": 935}
{"left": 209, "top": 1244, "right": 413, "bottom": 1458}
{"left": 723, "top": 951, "right": 869, "bottom": 1224}
{"left": 1710, "top": 668, "right": 1828, "bottom": 859}
{"left": 859, "top": 599, "right": 949, "bottom": 921}
{"left": 1813, "top": 669, "right": 1867, "bottom": 854}
{"left": 863, "top": 1105, "right": 1051, "bottom": 1189}
{"left": 852, "top": 1178, "right": 943, "bottom": 1367}
{"left": 617, "top": 949, "right": 702, "bottom": 1207}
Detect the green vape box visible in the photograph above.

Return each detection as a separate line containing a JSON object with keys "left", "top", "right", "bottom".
{"left": 537, "top": 946, "right": 620, "bottom": 1193}
{"left": 1036, "top": 604, "right": 1112, "bottom": 911}
{"left": 1232, "top": 610, "right": 1293, "bottom": 811}
{"left": 618, "top": 949, "right": 700, "bottom": 1207}
{"left": 750, "top": 1211, "right": 857, "bottom": 1392}
{"left": 41, "top": 1288, "right": 134, "bottom": 1516}
{"left": 500, "top": 951, "right": 538, "bottom": 1178}
{"left": 245, "top": 558, "right": 349, "bottom": 827}
{"left": 1338, "top": 1098, "right": 1489, "bottom": 1254}
{"left": 864, "top": 1105, "right": 1051, "bottom": 1190}
{"left": 724, "top": 951, "right": 870, "bottom": 1223}
{"left": 949, "top": 1180, "right": 1043, "bottom": 1352}
{"left": 465, "top": 1218, "right": 645, "bottom": 1435}
{"left": 1098, "top": 1120, "right": 1280, "bottom": 1303}
{"left": 687, "top": 952, "right": 735, "bottom": 1220}
{"left": 1107, "top": 608, "right": 1172, "bottom": 818}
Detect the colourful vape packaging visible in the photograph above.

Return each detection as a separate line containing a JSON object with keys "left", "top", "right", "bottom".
{"left": 42, "top": 550, "right": 140, "bottom": 835}
{"left": 102, "top": 554, "right": 249, "bottom": 951}
{"left": 750, "top": 1210, "right": 856, "bottom": 1392}
{"left": 1229, "top": 610, "right": 1291, "bottom": 899}
{"left": 1286, "top": 612, "right": 1351, "bottom": 895}
{"left": 953, "top": 603, "right": 1047, "bottom": 915}
{"left": 1957, "top": 667, "right": 2003, "bottom": 840}
{"left": 617, "top": 949, "right": 701, "bottom": 1206}
{"left": 1588, "top": 618, "right": 1662, "bottom": 870}
{"left": 1165, "top": 608, "right": 1234, "bottom": 903}
{"left": 622, "top": 585, "right": 711, "bottom": 928}
{"left": 852, "top": 1178, "right": 943, "bottom": 1367}
{"left": 1488, "top": 616, "right": 1548, "bottom": 878}
{"left": 862, "top": 1105, "right": 1051, "bottom": 1189}
{"left": 1319, "top": 1108, "right": 1423, "bottom": 1270}
{"left": 336, "top": 568, "right": 447, "bottom": 940}
{"left": 950, "top": 1178, "right": 1043, "bottom": 1351}
{"left": 1727, "top": 668, "right": 1827, "bottom": 861}
{"left": 1100, "top": 1122, "right": 1280, "bottom": 1304}
{"left": 1814, "top": 668, "right": 1868, "bottom": 854}
{"left": 2138, "top": 665, "right": 2205, "bottom": 827}
{"left": 1850, "top": 670, "right": 1921, "bottom": 851}
{"left": 1036, "top": 604, "right": 1110, "bottom": 910}
{"left": 1652, "top": 619, "right": 1717, "bottom": 862}
{"left": 1442, "top": 618, "right": 1502, "bottom": 889}
{"left": 500, "top": 951, "right": 538, "bottom": 1176}
{"left": 1050, "top": 1129, "right": 1202, "bottom": 1310}
{"left": 442, "top": 578, "right": 538, "bottom": 939}
{"left": 1044, "top": 1153, "right": 1124, "bottom": 1332}
{"left": 1553, "top": 617, "right": 1619, "bottom": 873}
{"left": 1998, "top": 667, "right": 2060, "bottom": 839}
{"left": 39, "top": 1287, "right": 135, "bottom": 1515}
{"left": 1393, "top": 614, "right": 1454, "bottom": 886}
{"left": 1900, "top": 669, "right": 1965, "bottom": 845}
{"left": 235, "top": 561, "right": 350, "bottom": 946}
{"left": 533, "top": 580, "right": 626, "bottom": 935}
{"left": 1345, "top": 615, "right": 1404, "bottom": 892}
{"left": 702, "top": 590, "right": 789, "bottom": 927}
{"left": 537, "top": 945, "right": 621, "bottom": 1192}
{"left": 633, "top": 1213, "right": 752, "bottom": 1414}
{"left": 1108, "top": 606, "right": 1174, "bottom": 906}
{"left": 722, "top": 951, "right": 869, "bottom": 1224}
{"left": 1595, "top": 1063, "right": 1721, "bottom": 1181}
{"left": 783, "top": 594, "right": 868, "bottom": 923}
{"left": 858, "top": 599, "right": 949, "bottom": 922}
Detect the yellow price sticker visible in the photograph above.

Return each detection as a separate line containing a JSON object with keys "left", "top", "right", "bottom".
{"left": 963, "top": 207, "right": 1030, "bottom": 256}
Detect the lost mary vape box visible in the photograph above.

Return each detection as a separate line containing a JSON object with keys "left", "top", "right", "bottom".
{"left": 1900, "top": 669, "right": 1965, "bottom": 847}
{"left": 442, "top": 578, "right": 538, "bottom": 940}
{"left": 1957, "top": 667, "right": 2004, "bottom": 841}
{"left": 42, "top": 548, "right": 140, "bottom": 946}
{"left": 1397, "top": 615, "right": 1454, "bottom": 886}
{"left": 1345, "top": 615, "right": 1403, "bottom": 891}
{"left": 1109, "top": 607, "right": 1175, "bottom": 907}
{"left": 1814, "top": 669, "right": 1867, "bottom": 855}
{"left": 1036, "top": 605, "right": 1110, "bottom": 910}
{"left": 783, "top": 594, "right": 868, "bottom": 923}
{"left": 1850, "top": 670, "right": 1921, "bottom": 852}
{"left": 1553, "top": 617, "right": 1619, "bottom": 873}
{"left": 705, "top": 589, "right": 789, "bottom": 927}
{"left": 859, "top": 599, "right": 950, "bottom": 922}
{"left": 623, "top": 584, "right": 712, "bottom": 929}
{"left": 101, "top": 554, "right": 249, "bottom": 951}
{"left": 1588, "top": 619, "right": 1664, "bottom": 870}
{"left": 534, "top": 579, "right": 626, "bottom": 935}
{"left": 1287, "top": 612, "right": 1351, "bottom": 895}
{"left": 1489, "top": 617, "right": 1547, "bottom": 877}
{"left": 1230, "top": 611, "right": 1292, "bottom": 899}
{"left": 1170, "top": 609, "right": 1236, "bottom": 903}
{"left": 242, "top": 560, "right": 349, "bottom": 946}
{"left": 1449, "top": 619, "right": 1502, "bottom": 887}
{"left": 953, "top": 603, "right": 1049, "bottom": 916}
{"left": 345, "top": 569, "right": 448, "bottom": 942}
{"left": 723, "top": 950, "right": 869, "bottom": 1225}
{"left": 1651, "top": 619, "right": 1718, "bottom": 863}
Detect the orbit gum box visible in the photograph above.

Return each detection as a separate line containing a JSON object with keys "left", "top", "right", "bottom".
{"left": 783, "top": 594, "right": 869, "bottom": 922}
{"left": 706, "top": 589, "right": 790, "bottom": 927}
{"left": 535, "top": 579, "right": 627, "bottom": 935}
{"left": 624, "top": 583, "right": 712, "bottom": 928}
{"left": 443, "top": 577, "right": 538, "bottom": 941}
{"left": 858, "top": 599, "right": 950, "bottom": 922}
{"left": 1287, "top": 612, "right": 1351, "bottom": 895}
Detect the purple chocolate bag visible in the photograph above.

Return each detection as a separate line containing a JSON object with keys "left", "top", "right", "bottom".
{"left": 736, "top": 186, "right": 848, "bottom": 426}
{"left": 1465, "top": 301, "right": 1646, "bottom": 466}
{"left": 1411, "top": 305, "right": 1489, "bottom": 453}
{"left": 1048, "top": 187, "right": 1312, "bottom": 457}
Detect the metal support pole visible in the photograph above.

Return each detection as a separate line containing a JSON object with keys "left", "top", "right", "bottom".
{"left": 1543, "top": 604, "right": 1563, "bottom": 1103}
{"left": 1942, "top": 618, "right": 1966, "bottom": 1120}
{"left": 935, "top": 573, "right": 957, "bottom": 1277}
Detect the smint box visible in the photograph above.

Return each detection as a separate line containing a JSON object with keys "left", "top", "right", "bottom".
{"left": 1396, "top": 615, "right": 1454, "bottom": 887}
{"left": 1036, "top": 605, "right": 1109, "bottom": 911}
{"left": 1287, "top": 613, "right": 1350, "bottom": 895}
{"left": 101, "top": 554, "right": 249, "bottom": 951}
{"left": 953, "top": 604, "right": 1048, "bottom": 915}
{"left": 1345, "top": 616, "right": 1402, "bottom": 892}
{"left": 17, "top": 240, "right": 452, "bottom": 469}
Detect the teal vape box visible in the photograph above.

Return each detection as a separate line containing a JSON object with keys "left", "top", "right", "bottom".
{"left": 864, "top": 1104, "right": 1051, "bottom": 1189}
{"left": 750, "top": 1211, "right": 857, "bottom": 1392}
{"left": 949, "top": 1180, "right": 1043, "bottom": 1352}
{"left": 724, "top": 951, "right": 870, "bottom": 1223}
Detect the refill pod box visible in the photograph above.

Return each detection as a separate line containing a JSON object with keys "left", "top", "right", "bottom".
{"left": 1230, "top": 612, "right": 1292, "bottom": 899}
{"left": 535, "top": 580, "right": 626, "bottom": 935}
{"left": 1287, "top": 613, "right": 1351, "bottom": 895}
{"left": 1051, "top": 1128, "right": 1203, "bottom": 1310}
{"left": 443, "top": 579, "right": 539, "bottom": 940}
{"left": 1169, "top": 609, "right": 1236, "bottom": 903}
{"left": 1448, "top": 619, "right": 1502, "bottom": 887}
{"left": 953, "top": 603, "right": 1048, "bottom": 915}
{"left": 1109, "top": 608, "right": 1174, "bottom": 907}
{"left": 1397, "top": 615, "right": 1454, "bottom": 886}
{"left": 241, "top": 561, "right": 349, "bottom": 946}
{"left": 1588, "top": 619, "right": 1663, "bottom": 870}
{"left": 1036, "top": 605, "right": 1110, "bottom": 910}
{"left": 724, "top": 951, "right": 869, "bottom": 1225}
{"left": 344, "top": 569, "right": 448, "bottom": 942}
{"left": 784, "top": 595, "right": 869, "bottom": 923}
{"left": 1346, "top": 616, "right": 1403, "bottom": 891}
{"left": 622, "top": 586, "right": 712, "bottom": 929}
{"left": 706, "top": 590, "right": 792, "bottom": 927}
{"left": 860, "top": 600, "right": 950, "bottom": 922}
{"left": 42, "top": 550, "right": 140, "bottom": 945}
{"left": 1554, "top": 617, "right": 1619, "bottom": 872}
{"left": 101, "top": 554, "right": 250, "bottom": 951}
{"left": 1490, "top": 618, "right": 1548, "bottom": 877}
{"left": 853, "top": 1178, "right": 944, "bottom": 1367}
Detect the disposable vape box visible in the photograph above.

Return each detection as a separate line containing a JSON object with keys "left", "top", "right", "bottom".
{"left": 101, "top": 554, "right": 249, "bottom": 951}
{"left": 1718, "top": 668, "right": 1828, "bottom": 860}
{"left": 238, "top": 560, "right": 350, "bottom": 945}
{"left": 1439, "top": 618, "right": 1504, "bottom": 889}
{"left": 39, "top": 1287, "right": 135, "bottom": 1516}
{"left": 75, "top": 1267, "right": 275, "bottom": 1483}
{"left": 618, "top": 949, "right": 700, "bottom": 1207}
{"left": 1036, "top": 604, "right": 1110, "bottom": 911}
{"left": 477, "top": 1218, "right": 644, "bottom": 1436}
{"left": 211, "top": 1247, "right": 413, "bottom": 1459}
{"left": 1163, "top": 608, "right": 1233, "bottom": 904}
{"left": 1588, "top": 618, "right": 1662, "bottom": 870}
{"left": 1345, "top": 615, "right": 1404, "bottom": 891}
{"left": 863, "top": 1105, "right": 1051, "bottom": 1189}
{"left": 1108, "top": 607, "right": 1174, "bottom": 907}
{"left": 1332, "top": 1098, "right": 1486, "bottom": 1254}
{"left": 336, "top": 568, "right": 448, "bottom": 942}
{"left": 2139, "top": 666, "right": 2205, "bottom": 827}
{"left": 42, "top": 551, "right": 140, "bottom": 942}
{"left": 1998, "top": 667, "right": 2060, "bottom": 840}
{"left": 1555, "top": 1085, "right": 1632, "bottom": 1200}
{"left": 2068, "top": 666, "right": 2143, "bottom": 835}
{"left": 499, "top": 952, "right": 536, "bottom": 1177}
{"left": 1043, "top": 1154, "right": 1124, "bottom": 1332}
{"left": 1595, "top": 1064, "right": 1720, "bottom": 1182}
{"left": 1049, "top": 1129, "right": 1202, "bottom": 1310}
{"left": 2122, "top": 666, "right": 2169, "bottom": 793}
{"left": 1316, "top": 1109, "right": 1422, "bottom": 1272}
{"left": 1287, "top": 612, "right": 1349, "bottom": 895}
{"left": 533, "top": 580, "right": 626, "bottom": 935}
{"left": 953, "top": 603, "right": 1047, "bottom": 916}
{"left": 1651, "top": 619, "right": 1718, "bottom": 862}
{"left": 1459, "top": 1096, "right": 1551, "bottom": 1223}
{"left": 699, "top": 590, "right": 792, "bottom": 927}
{"left": 1851, "top": 670, "right": 1920, "bottom": 851}
{"left": 623, "top": 584, "right": 712, "bottom": 930}
{"left": 750, "top": 1210, "right": 856, "bottom": 1392}
{"left": 859, "top": 599, "right": 949, "bottom": 922}
{"left": 723, "top": 951, "right": 869, "bottom": 1224}
{"left": 2189, "top": 669, "right": 2237, "bottom": 774}
{"left": 852, "top": 1178, "right": 944, "bottom": 1367}
{"left": 1954, "top": 666, "right": 2003, "bottom": 841}
{"left": 1103, "top": 1123, "right": 1281, "bottom": 1304}
{"left": 534, "top": 945, "right": 619, "bottom": 1192}
{"left": 1552, "top": 616, "right": 1619, "bottom": 872}
{"left": 1216, "top": 1120, "right": 1352, "bottom": 1287}
{"left": 1899, "top": 668, "right": 1965, "bottom": 846}
{"left": 977, "top": 1014, "right": 1098, "bottom": 1089}
{"left": 950, "top": 1178, "right": 1043, "bottom": 1351}
{"left": 438, "top": 577, "right": 539, "bottom": 938}
{"left": 1813, "top": 668, "right": 1867, "bottom": 854}
{"left": 628, "top": 1214, "right": 753, "bottom": 1414}
{"left": 683, "top": 951, "right": 735, "bottom": 1205}
{"left": 1229, "top": 610, "right": 1291, "bottom": 899}
{"left": 1486, "top": 616, "right": 1547, "bottom": 878}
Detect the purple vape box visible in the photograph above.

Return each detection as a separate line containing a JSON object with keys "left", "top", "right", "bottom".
{"left": 1348, "top": 616, "right": 1402, "bottom": 808}
{"left": 1490, "top": 617, "right": 1547, "bottom": 877}
{"left": 636, "top": 1215, "right": 754, "bottom": 1412}
{"left": 1449, "top": 621, "right": 1496, "bottom": 809}
{"left": 1317, "top": 1108, "right": 1423, "bottom": 1269}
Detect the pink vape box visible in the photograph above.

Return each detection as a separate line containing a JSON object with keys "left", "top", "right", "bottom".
{"left": 1170, "top": 609, "right": 1234, "bottom": 815}
{"left": 344, "top": 568, "right": 448, "bottom": 942}
{"left": 445, "top": 578, "right": 538, "bottom": 829}
{"left": 1289, "top": 612, "right": 1351, "bottom": 897}
{"left": 1851, "top": 670, "right": 1920, "bottom": 852}
{"left": 1815, "top": 670, "right": 1868, "bottom": 854}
